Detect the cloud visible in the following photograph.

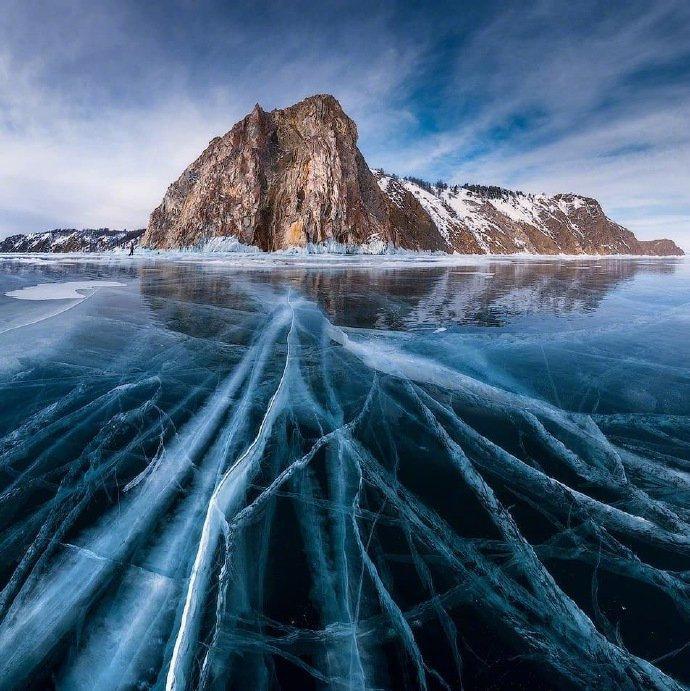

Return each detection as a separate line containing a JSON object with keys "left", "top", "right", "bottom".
{"left": 0, "top": 0, "right": 426, "bottom": 237}
{"left": 0, "top": 0, "right": 688, "bottom": 249}
{"left": 369, "top": 0, "right": 690, "bottom": 248}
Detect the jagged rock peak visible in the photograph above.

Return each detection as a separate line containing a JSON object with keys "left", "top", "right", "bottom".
{"left": 142, "top": 94, "right": 447, "bottom": 252}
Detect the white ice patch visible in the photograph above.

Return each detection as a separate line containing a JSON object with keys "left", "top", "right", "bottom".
{"left": 5, "top": 281, "right": 125, "bottom": 301}
{"left": 194, "top": 236, "right": 261, "bottom": 253}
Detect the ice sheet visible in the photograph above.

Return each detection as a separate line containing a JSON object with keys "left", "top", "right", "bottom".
{"left": 0, "top": 257, "right": 687, "bottom": 689}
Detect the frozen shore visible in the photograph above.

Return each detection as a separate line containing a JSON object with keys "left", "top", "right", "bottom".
{"left": 0, "top": 248, "right": 686, "bottom": 269}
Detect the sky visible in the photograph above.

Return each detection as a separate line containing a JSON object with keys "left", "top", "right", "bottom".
{"left": 1, "top": 0, "right": 689, "bottom": 248}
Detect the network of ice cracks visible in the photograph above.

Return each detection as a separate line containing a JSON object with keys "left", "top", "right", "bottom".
{"left": 0, "top": 279, "right": 688, "bottom": 690}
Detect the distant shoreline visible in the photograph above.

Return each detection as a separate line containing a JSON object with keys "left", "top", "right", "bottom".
{"left": 1, "top": 250, "right": 687, "bottom": 265}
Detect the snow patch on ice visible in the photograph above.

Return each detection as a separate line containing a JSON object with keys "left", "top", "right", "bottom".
{"left": 5, "top": 281, "right": 125, "bottom": 301}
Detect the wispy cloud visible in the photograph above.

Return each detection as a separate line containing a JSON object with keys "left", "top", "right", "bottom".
{"left": 371, "top": 1, "right": 690, "bottom": 248}
{"left": 0, "top": 0, "right": 688, "bottom": 248}
{"left": 0, "top": 0, "right": 425, "bottom": 236}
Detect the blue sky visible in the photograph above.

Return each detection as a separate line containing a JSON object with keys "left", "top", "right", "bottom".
{"left": 1, "top": 0, "right": 689, "bottom": 248}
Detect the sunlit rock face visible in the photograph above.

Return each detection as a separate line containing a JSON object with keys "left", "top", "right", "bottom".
{"left": 142, "top": 95, "right": 448, "bottom": 252}
{"left": 0, "top": 256, "right": 689, "bottom": 689}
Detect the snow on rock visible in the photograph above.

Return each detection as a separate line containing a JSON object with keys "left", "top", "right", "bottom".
{"left": 399, "top": 180, "right": 454, "bottom": 243}
{"left": 377, "top": 178, "right": 683, "bottom": 256}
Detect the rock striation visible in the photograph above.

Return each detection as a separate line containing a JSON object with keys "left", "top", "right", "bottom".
{"left": 140, "top": 94, "right": 682, "bottom": 256}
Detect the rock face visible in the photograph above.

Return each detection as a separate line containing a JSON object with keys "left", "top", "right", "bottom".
{"left": 143, "top": 95, "right": 447, "bottom": 252}
{"left": 143, "top": 94, "right": 683, "bottom": 256}
{"left": 635, "top": 238, "right": 684, "bottom": 256}
{"left": 0, "top": 228, "right": 144, "bottom": 253}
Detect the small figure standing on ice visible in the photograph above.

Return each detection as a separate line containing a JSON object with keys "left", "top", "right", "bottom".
{"left": 129, "top": 241, "right": 135, "bottom": 257}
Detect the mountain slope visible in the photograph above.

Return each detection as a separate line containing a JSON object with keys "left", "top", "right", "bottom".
{"left": 375, "top": 175, "right": 683, "bottom": 256}
{"left": 137, "top": 93, "right": 681, "bottom": 256}
{"left": 0, "top": 228, "right": 144, "bottom": 253}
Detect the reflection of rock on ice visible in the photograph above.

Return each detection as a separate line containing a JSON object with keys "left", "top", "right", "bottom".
{"left": 5, "top": 281, "right": 125, "bottom": 301}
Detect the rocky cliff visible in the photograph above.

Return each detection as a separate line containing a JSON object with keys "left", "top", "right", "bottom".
{"left": 143, "top": 95, "right": 682, "bottom": 256}
{"left": 143, "top": 95, "right": 447, "bottom": 252}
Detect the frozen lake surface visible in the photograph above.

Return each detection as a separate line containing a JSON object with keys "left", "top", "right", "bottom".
{"left": 0, "top": 255, "right": 688, "bottom": 689}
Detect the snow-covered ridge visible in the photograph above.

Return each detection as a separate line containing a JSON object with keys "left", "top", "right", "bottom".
{"left": 374, "top": 172, "right": 586, "bottom": 253}
{"left": 372, "top": 171, "right": 683, "bottom": 256}
{"left": 0, "top": 228, "right": 144, "bottom": 253}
